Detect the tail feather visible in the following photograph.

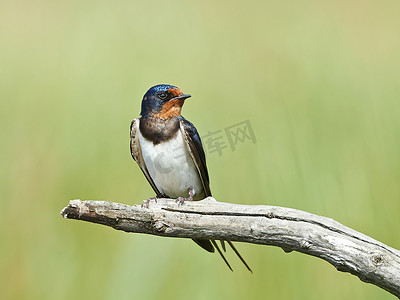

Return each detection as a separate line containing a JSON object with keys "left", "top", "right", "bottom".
{"left": 220, "top": 240, "right": 226, "bottom": 252}
{"left": 227, "top": 240, "right": 253, "bottom": 273}
{"left": 211, "top": 240, "right": 233, "bottom": 271}
{"left": 192, "top": 239, "right": 252, "bottom": 272}
{"left": 192, "top": 239, "right": 214, "bottom": 253}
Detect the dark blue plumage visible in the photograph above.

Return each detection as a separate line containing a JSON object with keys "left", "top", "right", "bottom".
{"left": 141, "top": 84, "right": 186, "bottom": 116}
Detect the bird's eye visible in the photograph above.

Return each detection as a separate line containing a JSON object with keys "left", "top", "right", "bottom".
{"left": 158, "top": 93, "right": 168, "bottom": 100}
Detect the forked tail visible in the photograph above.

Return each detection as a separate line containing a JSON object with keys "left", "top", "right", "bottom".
{"left": 194, "top": 238, "right": 252, "bottom": 272}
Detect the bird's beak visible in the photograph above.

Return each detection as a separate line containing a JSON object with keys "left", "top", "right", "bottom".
{"left": 173, "top": 94, "right": 191, "bottom": 100}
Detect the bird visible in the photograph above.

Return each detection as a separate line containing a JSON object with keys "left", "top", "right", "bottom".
{"left": 130, "top": 84, "right": 252, "bottom": 272}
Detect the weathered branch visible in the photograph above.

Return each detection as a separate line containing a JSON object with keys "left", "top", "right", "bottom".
{"left": 61, "top": 197, "right": 400, "bottom": 298}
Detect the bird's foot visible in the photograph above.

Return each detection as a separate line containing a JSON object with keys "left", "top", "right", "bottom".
{"left": 176, "top": 188, "right": 195, "bottom": 206}
{"left": 176, "top": 196, "right": 193, "bottom": 206}
{"left": 141, "top": 196, "right": 157, "bottom": 208}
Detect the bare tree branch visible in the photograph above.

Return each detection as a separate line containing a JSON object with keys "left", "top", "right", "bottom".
{"left": 61, "top": 197, "right": 400, "bottom": 298}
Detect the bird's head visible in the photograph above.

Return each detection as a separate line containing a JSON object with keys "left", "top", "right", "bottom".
{"left": 140, "top": 84, "right": 191, "bottom": 118}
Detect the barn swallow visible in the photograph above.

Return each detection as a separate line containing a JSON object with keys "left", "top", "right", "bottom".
{"left": 130, "top": 84, "right": 252, "bottom": 272}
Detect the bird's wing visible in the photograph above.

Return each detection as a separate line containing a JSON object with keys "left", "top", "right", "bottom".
{"left": 130, "top": 118, "right": 164, "bottom": 197}
{"left": 179, "top": 118, "right": 252, "bottom": 272}
{"left": 179, "top": 118, "right": 216, "bottom": 253}
{"left": 179, "top": 118, "right": 212, "bottom": 197}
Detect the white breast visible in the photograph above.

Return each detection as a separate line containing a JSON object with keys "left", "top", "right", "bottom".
{"left": 138, "top": 129, "right": 204, "bottom": 199}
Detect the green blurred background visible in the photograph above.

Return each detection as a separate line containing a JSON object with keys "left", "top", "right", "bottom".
{"left": 1, "top": 0, "right": 400, "bottom": 299}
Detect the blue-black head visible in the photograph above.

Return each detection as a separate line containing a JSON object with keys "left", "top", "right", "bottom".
{"left": 140, "top": 84, "right": 191, "bottom": 118}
